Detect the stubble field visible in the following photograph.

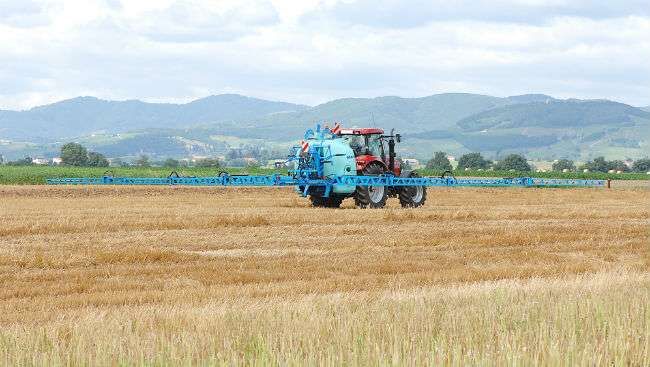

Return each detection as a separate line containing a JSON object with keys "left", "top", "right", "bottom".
{"left": 1, "top": 185, "right": 648, "bottom": 365}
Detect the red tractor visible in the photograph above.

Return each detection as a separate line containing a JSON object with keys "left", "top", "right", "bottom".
{"left": 336, "top": 127, "right": 427, "bottom": 209}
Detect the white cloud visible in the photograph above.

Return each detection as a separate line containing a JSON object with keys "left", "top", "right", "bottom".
{"left": 0, "top": 0, "right": 648, "bottom": 110}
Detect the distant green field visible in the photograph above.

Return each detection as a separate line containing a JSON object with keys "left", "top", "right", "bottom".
{"left": 418, "top": 169, "right": 650, "bottom": 181}
{"left": 0, "top": 166, "right": 284, "bottom": 185}
{"left": 1, "top": 165, "right": 648, "bottom": 185}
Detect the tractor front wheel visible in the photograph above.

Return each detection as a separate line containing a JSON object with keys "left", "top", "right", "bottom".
{"left": 399, "top": 172, "right": 427, "bottom": 208}
{"left": 354, "top": 163, "right": 388, "bottom": 208}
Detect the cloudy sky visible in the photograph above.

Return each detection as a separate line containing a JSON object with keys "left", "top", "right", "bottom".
{"left": 1, "top": 0, "right": 649, "bottom": 110}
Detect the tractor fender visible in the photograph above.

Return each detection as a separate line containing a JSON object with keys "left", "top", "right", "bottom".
{"left": 355, "top": 156, "right": 388, "bottom": 173}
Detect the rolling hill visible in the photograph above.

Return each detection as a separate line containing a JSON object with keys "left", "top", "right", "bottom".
{"left": 1, "top": 94, "right": 648, "bottom": 161}
{"left": 456, "top": 100, "right": 650, "bottom": 131}
{"left": 0, "top": 94, "right": 308, "bottom": 142}
{"left": 423, "top": 99, "right": 650, "bottom": 160}
{"left": 176, "top": 93, "right": 514, "bottom": 141}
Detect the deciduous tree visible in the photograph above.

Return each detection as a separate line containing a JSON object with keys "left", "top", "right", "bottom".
{"left": 426, "top": 151, "right": 452, "bottom": 171}
{"left": 457, "top": 152, "right": 491, "bottom": 170}
{"left": 494, "top": 154, "right": 531, "bottom": 171}
{"left": 87, "top": 152, "right": 109, "bottom": 167}
{"left": 552, "top": 159, "right": 575, "bottom": 172}
{"left": 632, "top": 158, "right": 650, "bottom": 172}
{"left": 60, "top": 143, "right": 88, "bottom": 166}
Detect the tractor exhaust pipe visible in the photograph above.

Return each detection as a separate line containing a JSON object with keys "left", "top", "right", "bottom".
{"left": 388, "top": 128, "right": 399, "bottom": 172}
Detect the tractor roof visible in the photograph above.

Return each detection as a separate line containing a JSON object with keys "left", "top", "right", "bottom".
{"left": 337, "top": 127, "right": 384, "bottom": 135}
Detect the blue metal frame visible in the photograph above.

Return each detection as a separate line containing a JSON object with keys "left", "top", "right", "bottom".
{"left": 47, "top": 173, "right": 606, "bottom": 193}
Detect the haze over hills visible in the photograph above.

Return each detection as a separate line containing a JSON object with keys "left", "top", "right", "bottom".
{"left": 0, "top": 93, "right": 648, "bottom": 162}
{"left": 0, "top": 94, "right": 308, "bottom": 142}
{"left": 437, "top": 99, "right": 650, "bottom": 160}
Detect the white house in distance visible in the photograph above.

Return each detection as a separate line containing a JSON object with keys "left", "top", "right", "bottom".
{"left": 28, "top": 157, "right": 62, "bottom": 165}
{"left": 190, "top": 155, "right": 209, "bottom": 162}
{"left": 31, "top": 157, "right": 49, "bottom": 165}
{"left": 266, "top": 160, "right": 286, "bottom": 169}
{"left": 402, "top": 158, "right": 420, "bottom": 168}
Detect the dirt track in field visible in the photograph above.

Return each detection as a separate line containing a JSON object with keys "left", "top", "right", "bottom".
{"left": 1, "top": 185, "right": 648, "bottom": 365}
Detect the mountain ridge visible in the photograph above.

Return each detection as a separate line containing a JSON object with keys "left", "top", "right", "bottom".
{"left": 456, "top": 99, "right": 650, "bottom": 131}
{"left": 0, "top": 94, "right": 309, "bottom": 141}
{"left": 1, "top": 93, "right": 648, "bottom": 161}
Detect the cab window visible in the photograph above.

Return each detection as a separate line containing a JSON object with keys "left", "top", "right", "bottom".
{"left": 367, "top": 134, "right": 384, "bottom": 157}
{"left": 342, "top": 135, "right": 365, "bottom": 156}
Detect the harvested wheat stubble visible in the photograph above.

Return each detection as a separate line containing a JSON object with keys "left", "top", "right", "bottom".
{"left": 0, "top": 185, "right": 648, "bottom": 365}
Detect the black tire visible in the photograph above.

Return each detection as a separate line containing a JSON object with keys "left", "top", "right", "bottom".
{"left": 310, "top": 194, "right": 343, "bottom": 208}
{"left": 399, "top": 171, "right": 427, "bottom": 208}
{"left": 354, "top": 163, "right": 388, "bottom": 209}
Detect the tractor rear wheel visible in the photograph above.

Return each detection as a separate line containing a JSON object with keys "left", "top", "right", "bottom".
{"left": 399, "top": 171, "right": 427, "bottom": 208}
{"left": 310, "top": 195, "right": 344, "bottom": 208}
{"left": 354, "top": 163, "right": 388, "bottom": 208}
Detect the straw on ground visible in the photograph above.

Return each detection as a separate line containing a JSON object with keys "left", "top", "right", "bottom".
{"left": 0, "top": 185, "right": 648, "bottom": 365}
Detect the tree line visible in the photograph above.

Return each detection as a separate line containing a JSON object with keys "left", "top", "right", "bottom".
{"left": 3, "top": 143, "right": 110, "bottom": 167}
{"left": 2, "top": 143, "right": 224, "bottom": 168}
{"left": 59, "top": 143, "right": 222, "bottom": 168}
{"left": 4, "top": 142, "right": 649, "bottom": 173}
{"left": 425, "top": 152, "right": 650, "bottom": 173}
{"left": 558, "top": 156, "right": 650, "bottom": 173}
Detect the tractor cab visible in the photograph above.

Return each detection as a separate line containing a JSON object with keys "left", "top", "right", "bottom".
{"left": 336, "top": 127, "right": 401, "bottom": 176}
